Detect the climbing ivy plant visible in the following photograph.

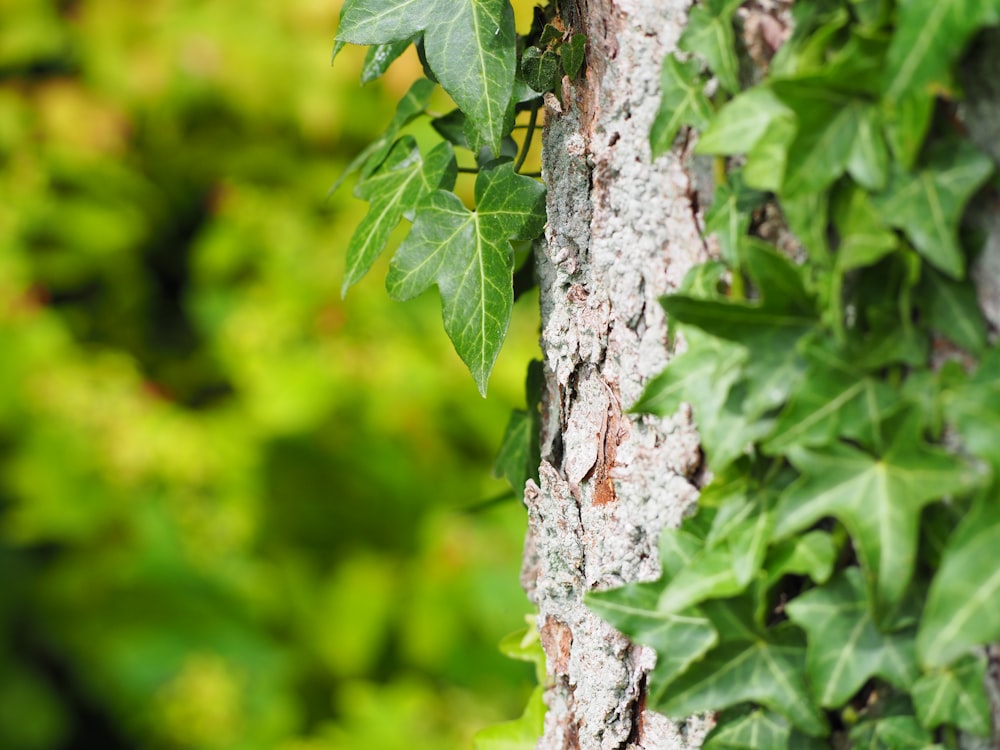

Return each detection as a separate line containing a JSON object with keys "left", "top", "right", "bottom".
{"left": 336, "top": 0, "right": 1000, "bottom": 747}
{"left": 587, "top": 1, "right": 1000, "bottom": 747}
{"left": 333, "top": 0, "right": 567, "bottom": 395}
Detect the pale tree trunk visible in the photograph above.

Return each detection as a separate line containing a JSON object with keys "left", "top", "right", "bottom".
{"left": 522, "top": 3, "right": 1000, "bottom": 750}
{"left": 524, "top": 2, "right": 710, "bottom": 748}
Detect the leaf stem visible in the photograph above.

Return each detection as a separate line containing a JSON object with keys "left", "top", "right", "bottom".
{"left": 514, "top": 102, "right": 540, "bottom": 174}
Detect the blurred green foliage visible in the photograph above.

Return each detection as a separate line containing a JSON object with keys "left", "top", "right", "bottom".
{"left": 0, "top": 0, "right": 541, "bottom": 747}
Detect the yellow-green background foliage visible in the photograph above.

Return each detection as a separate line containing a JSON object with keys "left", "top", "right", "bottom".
{"left": 0, "top": 1, "right": 542, "bottom": 747}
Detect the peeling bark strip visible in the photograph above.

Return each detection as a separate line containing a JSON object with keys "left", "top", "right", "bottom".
{"left": 523, "top": 2, "right": 711, "bottom": 748}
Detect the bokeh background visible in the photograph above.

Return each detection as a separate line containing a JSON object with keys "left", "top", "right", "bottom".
{"left": 0, "top": 1, "right": 544, "bottom": 747}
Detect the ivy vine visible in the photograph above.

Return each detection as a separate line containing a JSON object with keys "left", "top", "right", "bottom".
{"left": 333, "top": 0, "right": 570, "bottom": 395}
{"left": 588, "top": 1, "right": 1000, "bottom": 747}
{"left": 336, "top": 0, "right": 1000, "bottom": 747}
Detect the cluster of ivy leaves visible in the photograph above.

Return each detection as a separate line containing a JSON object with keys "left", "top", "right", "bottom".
{"left": 333, "top": 0, "right": 572, "bottom": 396}
{"left": 587, "top": 0, "right": 1000, "bottom": 747}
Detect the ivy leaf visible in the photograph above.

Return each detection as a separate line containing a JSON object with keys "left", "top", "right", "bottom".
{"left": 882, "top": 0, "right": 1000, "bottom": 105}
{"left": 918, "top": 491, "right": 1000, "bottom": 668}
{"left": 911, "top": 655, "right": 992, "bottom": 736}
{"left": 386, "top": 161, "right": 545, "bottom": 395}
{"left": 774, "top": 411, "right": 977, "bottom": 614}
{"left": 763, "top": 343, "right": 899, "bottom": 454}
{"left": 769, "top": 82, "right": 873, "bottom": 196}
{"left": 832, "top": 183, "right": 899, "bottom": 272}
{"left": 431, "top": 109, "right": 471, "bottom": 149}
{"left": 764, "top": 531, "right": 839, "bottom": 588}
{"left": 560, "top": 34, "right": 587, "bottom": 78}
{"left": 679, "top": 0, "right": 743, "bottom": 94}
{"left": 782, "top": 191, "right": 832, "bottom": 264}
{"left": 520, "top": 46, "right": 560, "bottom": 93}
{"left": 662, "top": 241, "right": 816, "bottom": 349}
{"left": 493, "top": 361, "right": 542, "bottom": 492}
{"left": 659, "top": 620, "right": 828, "bottom": 736}
{"left": 336, "top": 0, "right": 434, "bottom": 47}
{"left": 918, "top": 267, "right": 987, "bottom": 355}
{"left": 845, "top": 102, "right": 890, "bottom": 192}
{"left": 703, "top": 709, "right": 792, "bottom": 750}
{"left": 944, "top": 349, "right": 1000, "bottom": 469}
{"left": 696, "top": 86, "right": 794, "bottom": 157}
{"left": 337, "top": 0, "right": 517, "bottom": 155}
{"left": 586, "top": 581, "right": 719, "bottom": 705}
{"left": 342, "top": 138, "right": 456, "bottom": 295}
{"left": 786, "top": 568, "right": 918, "bottom": 708}
{"left": 650, "top": 56, "right": 712, "bottom": 159}
{"left": 703, "top": 170, "right": 766, "bottom": 266}
{"left": 847, "top": 715, "right": 934, "bottom": 750}
{"left": 631, "top": 333, "right": 746, "bottom": 417}
{"left": 472, "top": 686, "right": 545, "bottom": 750}
{"left": 872, "top": 138, "right": 994, "bottom": 279}
{"left": 661, "top": 298, "right": 814, "bottom": 347}
{"left": 360, "top": 38, "right": 414, "bottom": 84}
{"left": 331, "top": 78, "right": 436, "bottom": 194}
{"left": 881, "top": 90, "right": 934, "bottom": 171}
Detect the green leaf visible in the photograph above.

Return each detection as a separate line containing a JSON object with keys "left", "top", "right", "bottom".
{"left": 331, "top": 78, "right": 436, "bottom": 194}
{"left": 659, "top": 620, "right": 828, "bottom": 736}
{"left": 781, "top": 191, "right": 831, "bottom": 264}
{"left": 472, "top": 686, "right": 545, "bottom": 750}
{"left": 918, "top": 491, "right": 1000, "bottom": 668}
{"left": 918, "top": 267, "right": 987, "bottom": 354}
{"left": 337, "top": 0, "right": 517, "bottom": 155}
{"left": 360, "top": 38, "right": 414, "bottom": 84}
{"left": 493, "top": 361, "right": 542, "bottom": 491}
{"left": 342, "top": 138, "right": 455, "bottom": 295}
{"left": 786, "top": 568, "right": 918, "bottom": 707}
{"left": 763, "top": 343, "right": 899, "bottom": 454}
{"left": 431, "top": 109, "right": 470, "bottom": 149}
{"left": 630, "top": 334, "right": 746, "bottom": 417}
{"left": 661, "top": 296, "right": 814, "bottom": 349}
{"left": 944, "top": 350, "right": 1000, "bottom": 469}
{"left": 703, "top": 709, "right": 791, "bottom": 750}
{"left": 832, "top": 183, "right": 899, "bottom": 272}
{"left": 764, "top": 531, "right": 839, "bottom": 588}
{"left": 386, "top": 161, "right": 546, "bottom": 394}
{"left": 696, "top": 86, "right": 794, "bottom": 156}
{"left": 742, "top": 114, "right": 796, "bottom": 192}
{"left": 586, "top": 581, "right": 718, "bottom": 705}
{"left": 873, "top": 138, "right": 994, "bottom": 279}
{"left": 845, "top": 101, "right": 889, "bottom": 191}
{"left": 770, "top": 82, "right": 870, "bottom": 196}
{"left": 848, "top": 717, "right": 934, "bottom": 749}
{"left": 650, "top": 56, "right": 712, "bottom": 159}
{"left": 882, "top": 0, "right": 1000, "bottom": 105}
{"left": 337, "top": 0, "right": 434, "bottom": 46}
{"left": 912, "top": 655, "right": 992, "bottom": 736}
{"left": 560, "top": 34, "right": 587, "bottom": 78}
{"left": 774, "top": 411, "right": 978, "bottom": 614}
{"left": 679, "top": 0, "right": 743, "bottom": 94}
{"left": 703, "top": 171, "right": 766, "bottom": 266}
{"left": 494, "top": 410, "right": 533, "bottom": 492}
{"left": 881, "top": 90, "right": 934, "bottom": 171}
{"left": 520, "top": 46, "right": 560, "bottom": 93}
{"left": 497, "top": 618, "right": 546, "bottom": 682}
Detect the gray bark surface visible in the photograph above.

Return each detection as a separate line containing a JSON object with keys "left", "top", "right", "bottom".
{"left": 524, "top": 2, "right": 711, "bottom": 748}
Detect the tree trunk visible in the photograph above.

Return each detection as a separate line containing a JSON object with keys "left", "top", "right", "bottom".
{"left": 524, "top": 2, "right": 711, "bottom": 748}
{"left": 523, "top": 3, "right": 1000, "bottom": 750}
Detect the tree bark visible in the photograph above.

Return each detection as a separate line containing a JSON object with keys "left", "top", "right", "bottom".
{"left": 524, "top": 2, "right": 711, "bottom": 748}
{"left": 524, "top": 4, "right": 1000, "bottom": 750}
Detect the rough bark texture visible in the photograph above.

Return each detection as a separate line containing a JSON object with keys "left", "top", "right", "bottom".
{"left": 523, "top": 2, "right": 711, "bottom": 748}
{"left": 522, "top": 4, "right": 1000, "bottom": 749}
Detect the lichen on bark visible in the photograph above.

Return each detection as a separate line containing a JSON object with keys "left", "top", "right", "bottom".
{"left": 524, "top": 2, "right": 712, "bottom": 747}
